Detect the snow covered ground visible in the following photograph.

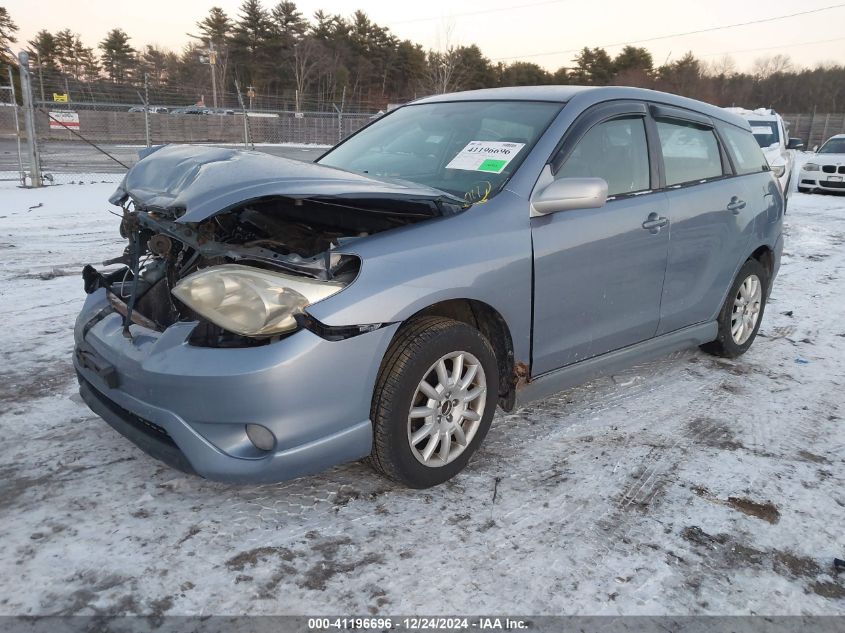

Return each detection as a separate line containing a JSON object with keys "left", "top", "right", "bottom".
{"left": 0, "top": 176, "right": 843, "bottom": 617}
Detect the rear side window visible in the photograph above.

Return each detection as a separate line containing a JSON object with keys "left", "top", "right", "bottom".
{"left": 721, "top": 125, "right": 768, "bottom": 175}
{"left": 656, "top": 120, "right": 724, "bottom": 186}
{"left": 556, "top": 117, "right": 651, "bottom": 197}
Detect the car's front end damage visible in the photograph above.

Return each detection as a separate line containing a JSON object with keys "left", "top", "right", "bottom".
{"left": 73, "top": 144, "right": 468, "bottom": 482}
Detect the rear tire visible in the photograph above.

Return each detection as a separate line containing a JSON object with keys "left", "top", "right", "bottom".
{"left": 701, "top": 259, "right": 768, "bottom": 359}
{"left": 368, "top": 317, "right": 498, "bottom": 488}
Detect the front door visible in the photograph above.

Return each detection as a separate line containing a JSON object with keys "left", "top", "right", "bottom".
{"left": 531, "top": 108, "right": 670, "bottom": 376}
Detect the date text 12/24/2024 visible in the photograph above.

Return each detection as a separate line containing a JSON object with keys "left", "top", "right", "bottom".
{"left": 308, "top": 617, "right": 529, "bottom": 630}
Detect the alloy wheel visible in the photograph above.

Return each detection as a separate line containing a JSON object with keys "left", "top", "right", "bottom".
{"left": 406, "top": 351, "right": 487, "bottom": 467}
{"left": 731, "top": 274, "right": 762, "bottom": 345}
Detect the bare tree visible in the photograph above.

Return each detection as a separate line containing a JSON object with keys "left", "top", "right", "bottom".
{"left": 427, "top": 21, "right": 462, "bottom": 94}
{"left": 753, "top": 54, "right": 793, "bottom": 79}
{"left": 292, "top": 36, "right": 325, "bottom": 110}
{"left": 707, "top": 55, "right": 737, "bottom": 77}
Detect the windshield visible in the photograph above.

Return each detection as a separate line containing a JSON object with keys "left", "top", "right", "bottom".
{"left": 318, "top": 101, "right": 563, "bottom": 202}
{"left": 748, "top": 120, "right": 780, "bottom": 148}
{"left": 819, "top": 138, "right": 845, "bottom": 154}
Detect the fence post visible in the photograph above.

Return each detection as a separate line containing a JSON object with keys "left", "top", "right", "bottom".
{"left": 17, "top": 51, "right": 42, "bottom": 187}
{"left": 234, "top": 80, "right": 252, "bottom": 149}
{"left": 7, "top": 66, "right": 25, "bottom": 187}
{"left": 821, "top": 113, "right": 830, "bottom": 145}
{"left": 809, "top": 107, "right": 817, "bottom": 149}
{"left": 332, "top": 103, "right": 342, "bottom": 144}
{"left": 143, "top": 73, "right": 151, "bottom": 148}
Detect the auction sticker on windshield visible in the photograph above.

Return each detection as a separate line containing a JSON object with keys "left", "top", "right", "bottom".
{"left": 446, "top": 141, "right": 525, "bottom": 174}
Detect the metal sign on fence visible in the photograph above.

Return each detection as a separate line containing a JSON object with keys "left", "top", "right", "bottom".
{"left": 52, "top": 93, "right": 68, "bottom": 102}
{"left": 48, "top": 111, "right": 80, "bottom": 131}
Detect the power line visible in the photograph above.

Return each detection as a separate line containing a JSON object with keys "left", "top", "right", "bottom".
{"left": 491, "top": 2, "right": 845, "bottom": 61}
{"left": 699, "top": 35, "right": 845, "bottom": 58}
{"left": 391, "top": 0, "right": 570, "bottom": 25}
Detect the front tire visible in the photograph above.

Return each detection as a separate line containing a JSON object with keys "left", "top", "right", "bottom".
{"left": 369, "top": 317, "right": 498, "bottom": 488}
{"left": 701, "top": 259, "right": 768, "bottom": 359}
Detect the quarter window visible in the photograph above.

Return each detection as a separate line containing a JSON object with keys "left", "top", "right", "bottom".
{"left": 556, "top": 117, "right": 651, "bottom": 198}
{"left": 656, "top": 120, "right": 725, "bottom": 186}
{"left": 721, "top": 125, "right": 768, "bottom": 175}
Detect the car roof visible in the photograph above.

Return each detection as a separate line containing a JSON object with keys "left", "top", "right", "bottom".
{"left": 413, "top": 85, "right": 747, "bottom": 127}
{"left": 723, "top": 106, "right": 780, "bottom": 121}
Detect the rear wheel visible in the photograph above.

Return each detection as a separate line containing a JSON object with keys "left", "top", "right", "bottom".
{"left": 369, "top": 317, "right": 498, "bottom": 488}
{"left": 701, "top": 259, "right": 768, "bottom": 358}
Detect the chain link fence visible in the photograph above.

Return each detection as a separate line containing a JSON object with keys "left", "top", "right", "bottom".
{"left": 2, "top": 56, "right": 382, "bottom": 186}
{"left": 6, "top": 54, "right": 845, "bottom": 187}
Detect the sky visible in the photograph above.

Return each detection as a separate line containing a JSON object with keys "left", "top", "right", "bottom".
{"left": 4, "top": 0, "right": 845, "bottom": 72}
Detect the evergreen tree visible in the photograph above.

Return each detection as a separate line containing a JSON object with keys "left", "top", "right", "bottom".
{"left": 99, "top": 28, "right": 136, "bottom": 82}
{"left": 230, "top": 0, "right": 272, "bottom": 89}
{"left": 0, "top": 6, "right": 18, "bottom": 66}
{"left": 570, "top": 47, "right": 614, "bottom": 85}
{"left": 498, "top": 61, "right": 551, "bottom": 87}
{"left": 28, "top": 30, "right": 59, "bottom": 71}
{"left": 197, "top": 6, "right": 232, "bottom": 46}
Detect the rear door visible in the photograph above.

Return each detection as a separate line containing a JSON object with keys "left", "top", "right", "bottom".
{"left": 531, "top": 102, "right": 670, "bottom": 375}
{"left": 652, "top": 106, "right": 757, "bottom": 334}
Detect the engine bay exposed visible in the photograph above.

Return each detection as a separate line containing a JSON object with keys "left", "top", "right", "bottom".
{"left": 85, "top": 193, "right": 459, "bottom": 345}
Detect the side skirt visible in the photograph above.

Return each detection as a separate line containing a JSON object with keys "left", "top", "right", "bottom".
{"left": 515, "top": 321, "right": 718, "bottom": 407}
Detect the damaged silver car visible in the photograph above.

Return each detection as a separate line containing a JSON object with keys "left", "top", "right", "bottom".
{"left": 75, "top": 86, "right": 783, "bottom": 488}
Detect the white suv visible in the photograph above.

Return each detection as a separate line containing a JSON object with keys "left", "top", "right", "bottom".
{"left": 723, "top": 107, "right": 804, "bottom": 199}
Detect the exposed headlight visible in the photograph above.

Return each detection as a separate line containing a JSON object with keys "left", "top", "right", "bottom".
{"left": 770, "top": 164, "right": 786, "bottom": 178}
{"left": 172, "top": 264, "right": 345, "bottom": 337}
{"left": 803, "top": 163, "right": 820, "bottom": 172}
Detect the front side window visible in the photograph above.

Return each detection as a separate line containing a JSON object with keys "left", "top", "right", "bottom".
{"left": 318, "top": 101, "right": 562, "bottom": 202}
{"left": 656, "top": 120, "right": 725, "bottom": 186}
{"left": 555, "top": 117, "right": 651, "bottom": 197}
{"left": 721, "top": 125, "right": 768, "bottom": 175}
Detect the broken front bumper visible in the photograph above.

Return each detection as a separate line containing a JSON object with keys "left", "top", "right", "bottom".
{"left": 73, "top": 288, "right": 398, "bottom": 483}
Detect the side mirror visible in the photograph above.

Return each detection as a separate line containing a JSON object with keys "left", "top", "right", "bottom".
{"left": 786, "top": 138, "right": 805, "bottom": 150}
{"left": 813, "top": 144, "right": 819, "bottom": 152}
{"left": 532, "top": 177, "right": 608, "bottom": 216}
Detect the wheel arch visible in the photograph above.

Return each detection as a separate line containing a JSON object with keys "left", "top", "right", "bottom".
{"left": 390, "top": 299, "right": 519, "bottom": 412}
{"left": 749, "top": 244, "right": 774, "bottom": 279}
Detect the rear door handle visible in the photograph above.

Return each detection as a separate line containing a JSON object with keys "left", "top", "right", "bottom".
{"left": 727, "top": 197, "right": 746, "bottom": 214}
{"left": 642, "top": 213, "right": 669, "bottom": 233}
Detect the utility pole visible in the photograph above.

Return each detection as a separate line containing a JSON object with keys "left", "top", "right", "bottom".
{"left": 208, "top": 41, "right": 218, "bottom": 110}
{"left": 18, "top": 51, "right": 42, "bottom": 187}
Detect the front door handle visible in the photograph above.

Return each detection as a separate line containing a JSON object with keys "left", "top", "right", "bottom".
{"left": 727, "top": 197, "right": 746, "bottom": 214}
{"left": 642, "top": 212, "right": 669, "bottom": 233}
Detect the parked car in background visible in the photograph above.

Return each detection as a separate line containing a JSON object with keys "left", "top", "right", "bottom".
{"left": 75, "top": 86, "right": 783, "bottom": 488}
{"left": 724, "top": 107, "right": 803, "bottom": 199}
{"left": 169, "top": 106, "right": 212, "bottom": 116}
{"left": 798, "top": 134, "right": 845, "bottom": 194}
{"left": 128, "top": 106, "right": 169, "bottom": 114}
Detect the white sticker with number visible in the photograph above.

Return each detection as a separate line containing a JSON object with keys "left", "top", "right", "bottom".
{"left": 445, "top": 141, "right": 526, "bottom": 174}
